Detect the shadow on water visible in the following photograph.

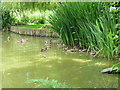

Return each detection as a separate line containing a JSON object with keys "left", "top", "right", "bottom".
{"left": 2, "top": 32, "right": 118, "bottom": 88}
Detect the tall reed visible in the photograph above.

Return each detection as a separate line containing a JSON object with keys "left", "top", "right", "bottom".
{"left": 49, "top": 2, "right": 118, "bottom": 58}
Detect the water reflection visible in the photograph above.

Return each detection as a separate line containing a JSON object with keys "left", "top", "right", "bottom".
{"left": 2, "top": 32, "right": 118, "bottom": 88}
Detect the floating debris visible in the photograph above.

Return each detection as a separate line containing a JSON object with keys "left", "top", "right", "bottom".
{"left": 101, "top": 67, "right": 119, "bottom": 74}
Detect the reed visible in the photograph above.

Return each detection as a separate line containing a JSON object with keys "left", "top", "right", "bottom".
{"left": 49, "top": 2, "right": 118, "bottom": 58}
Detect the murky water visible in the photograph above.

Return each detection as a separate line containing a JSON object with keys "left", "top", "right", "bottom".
{"left": 1, "top": 32, "right": 118, "bottom": 88}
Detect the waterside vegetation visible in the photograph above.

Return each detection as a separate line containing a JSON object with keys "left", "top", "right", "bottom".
{"left": 1, "top": 1, "right": 120, "bottom": 88}
{"left": 49, "top": 2, "right": 119, "bottom": 59}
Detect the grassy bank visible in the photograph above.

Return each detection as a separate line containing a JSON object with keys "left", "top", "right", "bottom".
{"left": 16, "top": 24, "right": 43, "bottom": 29}
{"left": 11, "top": 25, "right": 59, "bottom": 38}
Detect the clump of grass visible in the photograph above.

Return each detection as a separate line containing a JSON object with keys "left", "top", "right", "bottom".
{"left": 25, "top": 79, "right": 68, "bottom": 88}
{"left": 49, "top": 2, "right": 118, "bottom": 59}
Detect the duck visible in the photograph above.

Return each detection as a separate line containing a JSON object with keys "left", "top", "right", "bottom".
{"left": 57, "top": 43, "right": 66, "bottom": 48}
{"left": 46, "top": 45, "right": 51, "bottom": 49}
{"left": 40, "top": 47, "right": 48, "bottom": 52}
{"left": 81, "top": 49, "right": 87, "bottom": 52}
{"left": 17, "top": 39, "right": 28, "bottom": 43}
{"left": 7, "top": 36, "right": 10, "bottom": 40}
{"left": 64, "top": 48, "right": 77, "bottom": 53}
{"left": 17, "top": 40, "right": 23, "bottom": 43}
{"left": 45, "top": 40, "right": 51, "bottom": 45}
{"left": 90, "top": 51, "right": 97, "bottom": 55}
{"left": 40, "top": 55, "right": 48, "bottom": 58}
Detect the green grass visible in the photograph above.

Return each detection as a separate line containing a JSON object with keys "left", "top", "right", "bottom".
{"left": 16, "top": 24, "right": 44, "bottom": 29}
{"left": 16, "top": 24, "right": 53, "bottom": 30}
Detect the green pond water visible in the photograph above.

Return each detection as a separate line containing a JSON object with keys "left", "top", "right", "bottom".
{"left": 1, "top": 32, "right": 118, "bottom": 88}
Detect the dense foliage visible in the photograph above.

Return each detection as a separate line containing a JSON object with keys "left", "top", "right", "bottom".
{"left": 1, "top": 2, "right": 58, "bottom": 30}
{"left": 1, "top": 9, "right": 13, "bottom": 31}
{"left": 49, "top": 2, "right": 119, "bottom": 59}
{"left": 11, "top": 10, "right": 52, "bottom": 25}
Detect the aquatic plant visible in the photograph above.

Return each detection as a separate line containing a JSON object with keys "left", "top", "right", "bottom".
{"left": 111, "top": 62, "right": 120, "bottom": 72}
{"left": 25, "top": 78, "right": 68, "bottom": 88}
{"left": 49, "top": 2, "right": 119, "bottom": 58}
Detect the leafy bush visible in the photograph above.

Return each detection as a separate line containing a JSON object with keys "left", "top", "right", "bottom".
{"left": 11, "top": 10, "right": 52, "bottom": 25}
{"left": 1, "top": 9, "right": 13, "bottom": 31}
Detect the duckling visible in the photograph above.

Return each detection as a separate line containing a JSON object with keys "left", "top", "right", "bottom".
{"left": 40, "top": 47, "right": 48, "bottom": 52}
{"left": 63, "top": 47, "right": 68, "bottom": 51}
{"left": 7, "top": 36, "right": 10, "bottom": 40}
{"left": 73, "top": 46, "right": 77, "bottom": 49}
{"left": 22, "top": 39, "right": 29, "bottom": 42}
{"left": 78, "top": 47, "right": 84, "bottom": 52}
{"left": 45, "top": 40, "right": 51, "bottom": 45}
{"left": 57, "top": 43, "right": 65, "bottom": 48}
{"left": 90, "top": 51, "right": 97, "bottom": 55}
{"left": 68, "top": 49, "right": 77, "bottom": 52}
{"left": 40, "top": 55, "right": 48, "bottom": 58}
{"left": 64, "top": 48, "right": 77, "bottom": 53}
{"left": 17, "top": 39, "right": 28, "bottom": 43}
{"left": 17, "top": 40, "right": 23, "bottom": 43}
{"left": 81, "top": 49, "right": 87, "bottom": 52}
{"left": 46, "top": 45, "right": 51, "bottom": 49}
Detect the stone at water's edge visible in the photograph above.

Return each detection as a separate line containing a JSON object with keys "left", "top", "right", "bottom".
{"left": 101, "top": 67, "right": 119, "bottom": 74}
{"left": 10, "top": 26, "right": 59, "bottom": 38}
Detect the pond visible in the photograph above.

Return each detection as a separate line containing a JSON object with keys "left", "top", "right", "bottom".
{"left": 1, "top": 32, "right": 118, "bottom": 88}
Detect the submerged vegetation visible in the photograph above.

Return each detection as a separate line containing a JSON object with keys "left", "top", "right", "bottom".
{"left": 25, "top": 79, "right": 68, "bottom": 88}
{"left": 49, "top": 2, "right": 119, "bottom": 59}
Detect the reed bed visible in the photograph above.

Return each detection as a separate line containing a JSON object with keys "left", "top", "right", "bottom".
{"left": 49, "top": 2, "right": 119, "bottom": 58}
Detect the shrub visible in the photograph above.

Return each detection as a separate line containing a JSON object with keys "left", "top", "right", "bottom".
{"left": 1, "top": 9, "right": 13, "bottom": 31}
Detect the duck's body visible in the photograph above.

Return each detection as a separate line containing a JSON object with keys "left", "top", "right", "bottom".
{"left": 64, "top": 48, "right": 77, "bottom": 53}
{"left": 67, "top": 49, "right": 77, "bottom": 52}
{"left": 17, "top": 39, "right": 28, "bottom": 43}
{"left": 81, "top": 49, "right": 87, "bottom": 52}
{"left": 45, "top": 40, "right": 51, "bottom": 45}
{"left": 57, "top": 43, "right": 65, "bottom": 48}
{"left": 40, "top": 47, "right": 48, "bottom": 52}
{"left": 46, "top": 45, "right": 51, "bottom": 49}
{"left": 7, "top": 36, "right": 10, "bottom": 40}
{"left": 90, "top": 51, "right": 97, "bottom": 55}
